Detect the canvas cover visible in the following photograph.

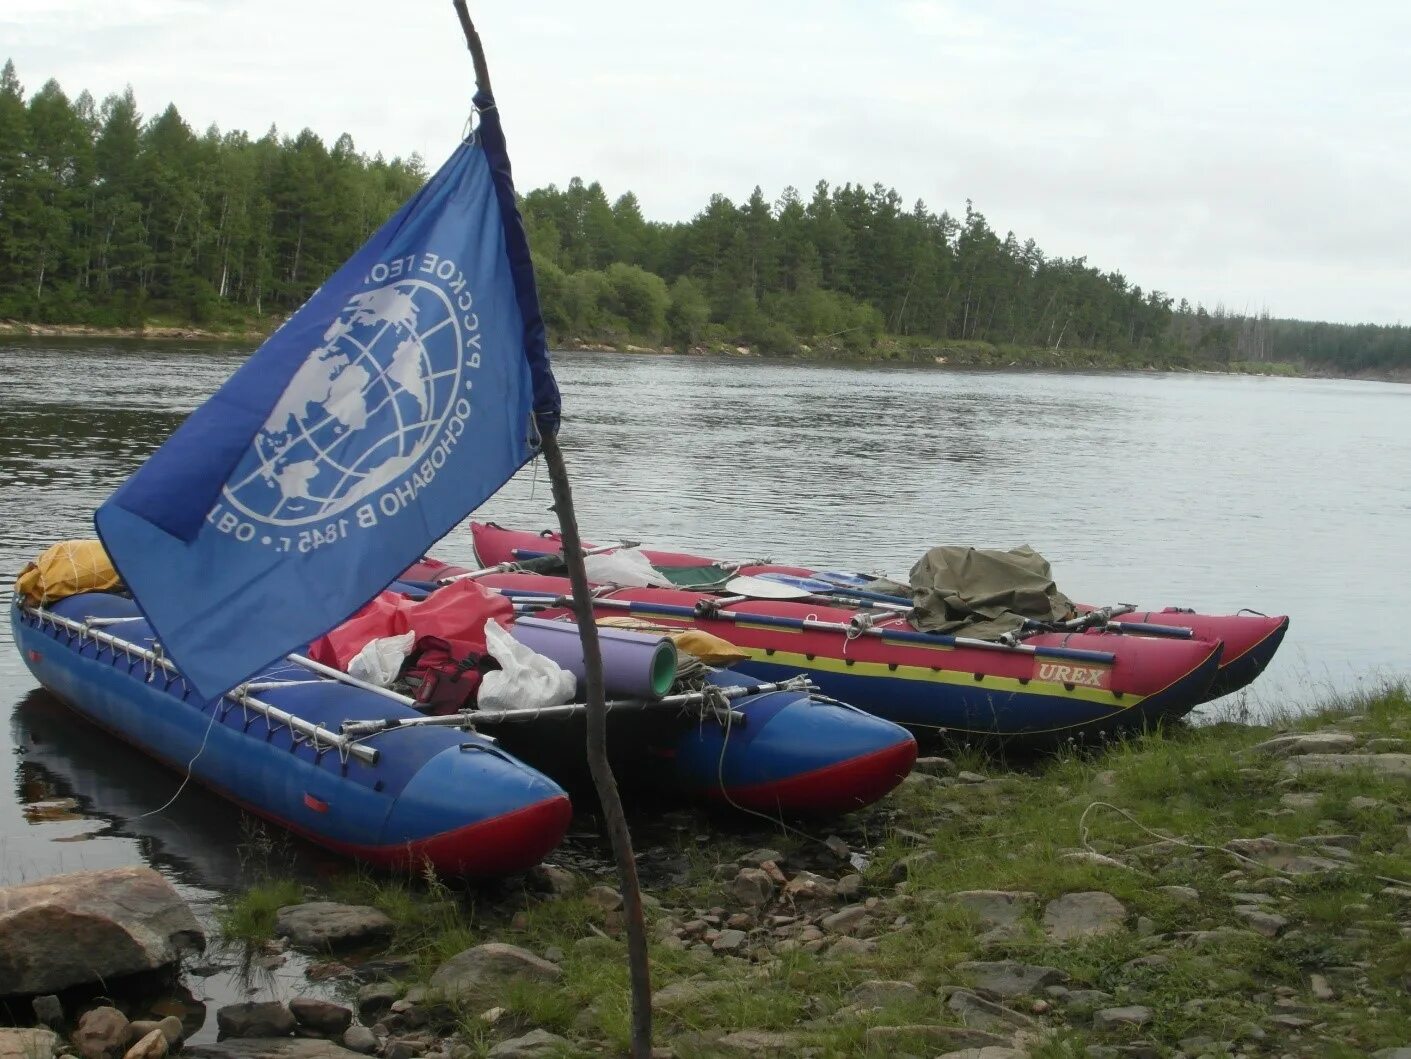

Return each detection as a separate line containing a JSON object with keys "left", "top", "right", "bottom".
{"left": 906, "top": 545, "right": 1075, "bottom": 639}
{"left": 15, "top": 540, "right": 120, "bottom": 604}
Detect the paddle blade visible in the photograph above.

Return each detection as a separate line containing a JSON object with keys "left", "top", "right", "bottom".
{"left": 723, "top": 574, "right": 820, "bottom": 599}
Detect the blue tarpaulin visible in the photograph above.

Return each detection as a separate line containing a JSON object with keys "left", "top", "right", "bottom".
{"left": 95, "top": 93, "right": 561, "bottom": 699}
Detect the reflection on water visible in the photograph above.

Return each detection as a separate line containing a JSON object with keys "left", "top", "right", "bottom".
{"left": 2, "top": 338, "right": 1409, "bottom": 903}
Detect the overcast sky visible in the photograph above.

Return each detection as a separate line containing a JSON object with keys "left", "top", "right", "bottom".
{"left": 5, "top": 0, "right": 1408, "bottom": 325}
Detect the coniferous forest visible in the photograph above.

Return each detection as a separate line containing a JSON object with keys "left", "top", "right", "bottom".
{"left": 1, "top": 62, "right": 1406, "bottom": 375}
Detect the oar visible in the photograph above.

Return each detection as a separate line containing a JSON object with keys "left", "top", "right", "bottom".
{"left": 337, "top": 676, "right": 820, "bottom": 738}
{"left": 728, "top": 575, "right": 1193, "bottom": 640}
{"left": 488, "top": 587, "right": 1119, "bottom": 665}
{"left": 443, "top": 541, "right": 634, "bottom": 583}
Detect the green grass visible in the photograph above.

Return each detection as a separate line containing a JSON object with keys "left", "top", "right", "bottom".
{"left": 224, "top": 682, "right": 1411, "bottom": 1055}
{"left": 216, "top": 878, "right": 305, "bottom": 945}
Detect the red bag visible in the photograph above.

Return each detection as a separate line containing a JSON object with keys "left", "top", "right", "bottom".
{"left": 402, "top": 635, "right": 497, "bottom": 714}
{"left": 308, "top": 579, "right": 512, "bottom": 670}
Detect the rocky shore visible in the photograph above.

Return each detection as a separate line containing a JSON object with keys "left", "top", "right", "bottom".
{"left": 5, "top": 685, "right": 1411, "bottom": 1057}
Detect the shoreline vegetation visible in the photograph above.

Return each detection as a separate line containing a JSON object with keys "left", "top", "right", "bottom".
{"left": 0, "top": 318, "right": 1321, "bottom": 380}
{"left": 4, "top": 62, "right": 1410, "bottom": 383}
{"left": 207, "top": 683, "right": 1411, "bottom": 1058}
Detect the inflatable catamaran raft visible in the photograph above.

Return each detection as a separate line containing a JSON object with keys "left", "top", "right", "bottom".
{"left": 13, "top": 542, "right": 916, "bottom": 873}
{"left": 440, "top": 521, "right": 1290, "bottom": 743}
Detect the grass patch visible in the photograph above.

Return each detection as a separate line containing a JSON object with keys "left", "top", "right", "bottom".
{"left": 223, "top": 683, "right": 1411, "bottom": 1055}
{"left": 216, "top": 878, "right": 304, "bottom": 945}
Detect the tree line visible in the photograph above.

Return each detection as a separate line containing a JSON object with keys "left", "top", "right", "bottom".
{"left": 1, "top": 62, "right": 1405, "bottom": 373}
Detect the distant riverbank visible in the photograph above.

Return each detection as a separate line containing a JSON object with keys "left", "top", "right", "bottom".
{"left": 1, "top": 318, "right": 1316, "bottom": 378}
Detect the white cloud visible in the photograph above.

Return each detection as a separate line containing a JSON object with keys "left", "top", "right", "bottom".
{"left": 4, "top": 0, "right": 1407, "bottom": 324}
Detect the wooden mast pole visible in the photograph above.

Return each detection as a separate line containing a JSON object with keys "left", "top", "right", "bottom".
{"left": 449, "top": 5, "right": 653, "bottom": 1054}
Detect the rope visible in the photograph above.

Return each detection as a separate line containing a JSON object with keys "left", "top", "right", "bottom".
{"left": 132, "top": 702, "right": 219, "bottom": 820}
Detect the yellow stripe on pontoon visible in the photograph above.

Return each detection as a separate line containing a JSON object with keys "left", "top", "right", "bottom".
{"left": 744, "top": 647, "right": 1132, "bottom": 710}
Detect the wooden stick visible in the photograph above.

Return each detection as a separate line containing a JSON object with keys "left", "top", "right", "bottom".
{"left": 541, "top": 431, "right": 654, "bottom": 1055}
{"left": 446, "top": 5, "right": 652, "bottom": 1052}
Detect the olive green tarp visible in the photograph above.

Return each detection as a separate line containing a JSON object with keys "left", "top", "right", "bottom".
{"left": 894, "top": 545, "right": 1076, "bottom": 640}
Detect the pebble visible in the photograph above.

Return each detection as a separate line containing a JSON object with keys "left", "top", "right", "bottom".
{"left": 847, "top": 979, "right": 920, "bottom": 1006}
{"left": 1233, "top": 907, "right": 1289, "bottom": 937}
{"left": 914, "top": 756, "right": 958, "bottom": 776}
{"left": 584, "top": 884, "right": 623, "bottom": 911}
{"left": 1092, "top": 1005, "right": 1153, "bottom": 1030}
{"left": 1157, "top": 885, "right": 1200, "bottom": 903}
{"left": 730, "top": 868, "right": 775, "bottom": 907}
{"left": 712, "top": 928, "right": 748, "bottom": 952}
{"left": 958, "top": 959, "right": 1066, "bottom": 998}
{"left": 1043, "top": 891, "right": 1127, "bottom": 940}
{"left": 820, "top": 904, "right": 868, "bottom": 934}
{"left": 342, "top": 1026, "right": 378, "bottom": 1054}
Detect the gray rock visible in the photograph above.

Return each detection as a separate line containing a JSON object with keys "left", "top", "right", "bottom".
{"left": 1044, "top": 891, "right": 1126, "bottom": 940}
{"left": 847, "top": 980, "right": 920, "bottom": 1006}
{"left": 1285, "top": 753, "right": 1411, "bottom": 777}
{"left": 1279, "top": 792, "right": 1322, "bottom": 809}
{"left": 782, "top": 871, "right": 836, "bottom": 902}
{"left": 1061, "top": 989, "right": 1115, "bottom": 1009}
{"left": 1223, "top": 836, "right": 1344, "bottom": 874}
{"left": 714, "top": 1031, "right": 799, "bottom": 1054}
{"left": 889, "top": 850, "right": 939, "bottom": 882}
{"left": 1233, "top": 907, "right": 1288, "bottom": 937}
{"left": 272, "top": 904, "right": 393, "bottom": 951}
{"left": 950, "top": 890, "right": 1038, "bottom": 938}
{"left": 712, "top": 928, "right": 748, "bottom": 952}
{"left": 828, "top": 936, "right": 878, "bottom": 956}
{"left": 820, "top": 905, "right": 868, "bottom": 934}
{"left": 583, "top": 885, "right": 622, "bottom": 912}
{"left": 216, "top": 1004, "right": 296, "bottom": 1040}
{"left": 525, "top": 864, "right": 577, "bottom": 896}
{"left": 957, "top": 770, "right": 988, "bottom": 784}
{"left": 1371, "top": 1049, "right": 1411, "bottom": 1059}
{"left": 486, "top": 1030, "right": 572, "bottom": 1058}
{"left": 288, "top": 999, "right": 352, "bottom": 1038}
{"left": 938, "top": 1050, "right": 1024, "bottom": 1059}
{"left": 183, "top": 1042, "right": 371, "bottom": 1059}
{"left": 339, "top": 1028, "right": 377, "bottom": 1055}
{"left": 73, "top": 1007, "right": 130, "bottom": 1059}
{"left": 1, "top": 1030, "right": 58, "bottom": 1059}
{"left": 1092, "top": 1005, "right": 1152, "bottom": 1030}
{"left": 738, "top": 848, "right": 785, "bottom": 866}
{"left": 1366, "top": 738, "right": 1406, "bottom": 753}
{"left": 354, "top": 983, "right": 398, "bottom": 1019}
{"left": 429, "top": 943, "right": 561, "bottom": 999}
{"left": 1251, "top": 732, "right": 1357, "bottom": 756}
{"left": 653, "top": 978, "right": 735, "bottom": 1009}
{"left": 124, "top": 1020, "right": 181, "bottom": 1050}
{"left": 730, "top": 868, "right": 774, "bottom": 907}
{"left": 0, "top": 867, "right": 203, "bottom": 996}
{"left": 863, "top": 1026, "right": 1009, "bottom": 1050}
{"left": 32, "top": 995, "right": 63, "bottom": 1027}
{"left": 914, "top": 756, "right": 958, "bottom": 776}
{"left": 1157, "top": 885, "right": 1199, "bottom": 903}
{"left": 835, "top": 874, "right": 863, "bottom": 899}
{"left": 946, "top": 988, "right": 1037, "bottom": 1031}
{"left": 1061, "top": 850, "right": 1131, "bottom": 870}
{"left": 1348, "top": 796, "right": 1386, "bottom": 811}
{"left": 123, "top": 1029, "right": 168, "bottom": 1059}
{"left": 1309, "top": 973, "right": 1334, "bottom": 1000}
{"left": 958, "top": 959, "right": 1066, "bottom": 998}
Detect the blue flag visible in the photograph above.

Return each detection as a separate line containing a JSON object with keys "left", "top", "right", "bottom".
{"left": 95, "top": 92, "right": 561, "bottom": 699}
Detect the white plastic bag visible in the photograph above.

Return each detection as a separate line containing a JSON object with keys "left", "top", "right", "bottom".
{"left": 478, "top": 620, "right": 577, "bottom": 711}
{"left": 347, "top": 630, "right": 416, "bottom": 687}
{"left": 583, "top": 547, "right": 674, "bottom": 588}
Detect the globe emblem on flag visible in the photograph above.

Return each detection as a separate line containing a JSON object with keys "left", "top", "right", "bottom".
{"left": 223, "top": 280, "right": 463, "bottom": 527}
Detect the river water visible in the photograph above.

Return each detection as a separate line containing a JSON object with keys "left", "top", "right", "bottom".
{"left": 0, "top": 340, "right": 1407, "bottom": 1013}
